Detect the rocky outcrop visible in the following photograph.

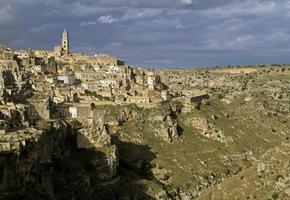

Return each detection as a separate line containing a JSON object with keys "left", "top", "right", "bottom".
{"left": 0, "top": 128, "right": 43, "bottom": 152}
{"left": 79, "top": 111, "right": 112, "bottom": 148}
{"left": 145, "top": 104, "right": 181, "bottom": 143}
{"left": 0, "top": 121, "right": 73, "bottom": 199}
{"left": 119, "top": 105, "right": 140, "bottom": 123}
{"left": 0, "top": 105, "right": 29, "bottom": 131}
{"left": 0, "top": 119, "right": 120, "bottom": 199}
{"left": 187, "top": 117, "right": 233, "bottom": 143}
{"left": 155, "top": 115, "right": 179, "bottom": 143}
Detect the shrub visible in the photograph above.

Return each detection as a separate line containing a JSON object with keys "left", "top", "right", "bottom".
{"left": 272, "top": 192, "right": 279, "bottom": 199}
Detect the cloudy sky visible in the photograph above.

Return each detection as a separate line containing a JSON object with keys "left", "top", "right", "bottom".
{"left": 1, "top": 0, "right": 290, "bottom": 67}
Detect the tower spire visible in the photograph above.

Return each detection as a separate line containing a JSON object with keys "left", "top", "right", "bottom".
{"left": 62, "top": 28, "right": 69, "bottom": 55}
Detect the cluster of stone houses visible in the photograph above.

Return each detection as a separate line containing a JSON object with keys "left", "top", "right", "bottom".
{"left": 0, "top": 28, "right": 210, "bottom": 121}
{"left": 0, "top": 45, "right": 13, "bottom": 61}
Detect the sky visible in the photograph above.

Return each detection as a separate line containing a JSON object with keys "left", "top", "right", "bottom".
{"left": 1, "top": 0, "right": 290, "bottom": 68}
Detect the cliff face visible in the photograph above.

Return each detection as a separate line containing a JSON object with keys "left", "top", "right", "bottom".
{"left": 0, "top": 102, "right": 183, "bottom": 200}
{"left": 0, "top": 93, "right": 289, "bottom": 200}
{"left": 0, "top": 120, "right": 119, "bottom": 200}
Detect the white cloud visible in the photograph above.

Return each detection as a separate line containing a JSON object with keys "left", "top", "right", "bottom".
{"left": 3, "top": 0, "right": 290, "bottom": 66}
{"left": 204, "top": 39, "right": 222, "bottom": 48}
{"left": 205, "top": 0, "right": 277, "bottom": 17}
{"left": 81, "top": 21, "right": 97, "bottom": 26}
{"left": 203, "top": 35, "right": 256, "bottom": 50}
{"left": 225, "top": 35, "right": 254, "bottom": 48}
{"left": 97, "top": 8, "right": 164, "bottom": 24}
{"left": 108, "top": 42, "right": 123, "bottom": 48}
{"left": 133, "top": 8, "right": 164, "bottom": 18}
{"left": 181, "top": 0, "right": 193, "bottom": 5}
{"left": 98, "top": 15, "right": 119, "bottom": 24}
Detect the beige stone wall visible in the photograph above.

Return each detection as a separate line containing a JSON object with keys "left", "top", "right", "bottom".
{"left": 126, "top": 96, "right": 150, "bottom": 104}
{"left": 75, "top": 72, "right": 103, "bottom": 81}
{"left": 210, "top": 68, "right": 258, "bottom": 74}
{"left": 94, "top": 54, "right": 124, "bottom": 66}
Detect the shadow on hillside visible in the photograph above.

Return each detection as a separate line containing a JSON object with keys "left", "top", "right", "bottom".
{"left": 110, "top": 137, "right": 158, "bottom": 200}
{"left": 87, "top": 136, "right": 158, "bottom": 200}
{"left": 0, "top": 123, "right": 157, "bottom": 200}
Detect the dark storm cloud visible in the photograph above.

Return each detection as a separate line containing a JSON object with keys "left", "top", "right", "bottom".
{"left": 0, "top": 0, "right": 290, "bottom": 67}
{"left": 15, "top": 0, "right": 246, "bottom": 9}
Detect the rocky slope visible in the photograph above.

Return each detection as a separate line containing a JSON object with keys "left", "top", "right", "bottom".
{"left": 0, "top": 65, "right": 289, "bottom": 199}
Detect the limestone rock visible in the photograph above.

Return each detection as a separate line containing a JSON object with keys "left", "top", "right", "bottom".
{"left": 79, "top": 113, "right": 112, "bottom": 148}
{"left": 156, "top": 191, "right": 171, "bottom": 200}
{"left": 178, "top": 190, "right": 195, "bottom": 200}
{"left": 188, "top": 117, "right": 233, "bottom": 143}
{"left": 152, "top": 167, "right": 171, "bottom": 183}
{"left": 154, "top": 115, "right": 179, "bottom": 143}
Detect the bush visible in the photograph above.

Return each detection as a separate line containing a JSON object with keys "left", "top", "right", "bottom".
{"left": 70, "top": 119, "right": 82, "bottom": 129}
{"left": 36, "top": 120, "right": 49, "bottom": 130}
{"left": 84, "top": 90, "right": 111, "bottom": 101}
{"left": 272, "top": 193, "right": 279, "bottom": 199}
{"left": 276, "top": 174, "right": 283, "bottom": 181}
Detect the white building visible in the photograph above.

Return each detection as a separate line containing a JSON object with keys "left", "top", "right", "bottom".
{"left": 81, "top": 82, "right": 99, "bottom": 90}
{"left": 58, "top": 75, "right": 76, "bottom": 85}
{"left": 69, "top": 106, "right": 77, "bottom": 118}
{"left": 14, "top": 50, "right": 30, "bottom": 59}
{"left": 161, "top": 90, "right": 171, "bottom": 101}
{"left": 99, "top": 79, "right": 119, "bottom": 89}
{"left": 148, "top": 72, "right": 159, "bottom": 91}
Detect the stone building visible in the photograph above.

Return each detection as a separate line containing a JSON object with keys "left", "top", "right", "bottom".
{"left": 14, "top": 50, "right": 30, "bottom": 60}
{"left": 75, "top": 71, "right": 104, "bottom": 81}
{"left": 0, "top": 45, "right": 13, "bottom": 61}
{"left": 147, "top": 72, "right": 160, "bottom": 91}
{"left": 44, "top": 56, "right": 57, "bottom": 74}
{"left": 55, "top": 104, "right": 70, "bottom": 118}
{"left": 99, "top": 79, "right": 120, "bottom": 89}
{"left": 62, "top": 28, "right": 69, "bottom": 55}
{"left": 94, "top": 54, "right": 124, "bottom": 66}
{"left": 57, "top": 75, "right": 76, "bottom": 85}
{"left": 45, "top": 75, "right": 57, "bottom": 84}
{"left": 67, "top": 105, "right": 92, "bottom": 118}
{"left": 28, "top": 99, "right": 51, "bottom": 120}
{"left": 126, "top": 96, "right": 150, "bottom": 104}
{"left": 134, "top": 69, "right": 146, "bottom": 86}
{"left": 81, "top": 82, "right": 99, "bottom": 90}
{"left": 54, "top": 28, "right": 70, "bottom": 56}
{"left": 176, "top": 94, "right": 210, "bottom": 112}
{"left": 161, "top": 90, "right": 172, "bottom": 101}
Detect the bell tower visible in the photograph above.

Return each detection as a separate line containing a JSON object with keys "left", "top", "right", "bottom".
{"left": 61, "top": 28, "right": 69, "bottom": 55}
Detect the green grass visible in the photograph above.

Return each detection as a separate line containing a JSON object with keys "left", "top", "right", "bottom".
{"left": 113, "top": 90, "right": 290, "bottom": 194}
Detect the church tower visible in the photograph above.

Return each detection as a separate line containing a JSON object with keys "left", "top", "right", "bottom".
{"left": 61, "top": 28, "right": 69, "bottom": 55}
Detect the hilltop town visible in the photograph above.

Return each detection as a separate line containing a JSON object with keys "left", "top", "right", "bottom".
{"left": 0, "top": 29, "right": 290, "bottom": 199}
